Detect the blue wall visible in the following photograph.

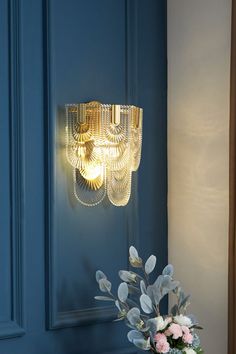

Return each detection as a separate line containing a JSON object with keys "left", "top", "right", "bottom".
{"left": 0, "top": 0, "right": 167, "bottom": 353}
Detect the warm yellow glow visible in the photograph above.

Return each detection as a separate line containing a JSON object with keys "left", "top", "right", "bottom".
{"left": 65, "top": 101, "right": 143, "bottom": 206}
{"left": 80, "top": 164, "right": 103, "bottom": 181}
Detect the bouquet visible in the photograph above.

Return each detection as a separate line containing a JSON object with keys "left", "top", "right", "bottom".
{"left": 95, "top": 246, "right": 203, "bottom": 354}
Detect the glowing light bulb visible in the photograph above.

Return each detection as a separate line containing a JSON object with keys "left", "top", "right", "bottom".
{"left": 80, "top": 164, "right": 103, "bottom": 181}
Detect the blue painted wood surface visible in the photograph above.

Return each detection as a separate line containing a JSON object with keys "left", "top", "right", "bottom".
{"left": 0, "top": 0, "right": 167, "bottom": 352}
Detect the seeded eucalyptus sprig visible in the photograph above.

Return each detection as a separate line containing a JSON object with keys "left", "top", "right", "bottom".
{"left": 95, "top": 246, "right": 203, "bottom": 354}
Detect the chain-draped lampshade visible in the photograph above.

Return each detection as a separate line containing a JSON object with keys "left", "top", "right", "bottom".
{"left": 65, "top": 101, "right": 143, "bottom": 206}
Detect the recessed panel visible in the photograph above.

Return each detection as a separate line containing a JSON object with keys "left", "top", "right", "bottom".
{"left": 47, "top": 0, "right": 137, "bottom": 327}
{"left": 0, "top": 0, "right": 24, "bottom": 338}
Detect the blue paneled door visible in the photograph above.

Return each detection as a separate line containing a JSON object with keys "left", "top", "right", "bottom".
{"left": 0, "top": 0, "right": 167, "bottom": 353}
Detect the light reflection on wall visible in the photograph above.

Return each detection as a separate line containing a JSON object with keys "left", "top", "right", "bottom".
{"left": 168, "top": 1, "right": 231, "bottom": 353}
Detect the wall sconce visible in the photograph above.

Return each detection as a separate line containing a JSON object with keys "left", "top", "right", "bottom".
{"left": 65, "top": 101, "right": 143, "bottom": 206}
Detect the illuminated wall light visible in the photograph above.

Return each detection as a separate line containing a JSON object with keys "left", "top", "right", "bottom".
{"left": 65, "top": 101, "right": 143, "bottom": 206}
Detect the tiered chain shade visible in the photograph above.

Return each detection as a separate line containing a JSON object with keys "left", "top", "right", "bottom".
{"left": 65, "top": 101, "right": 143, "bottom": 206}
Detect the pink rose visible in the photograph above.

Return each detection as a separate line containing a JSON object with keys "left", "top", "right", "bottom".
{"left": 154, "top": 333, "right": 170, "bottom": 354}
{"left": 168, "top": 323, "right": 183, "bottom": 339}
{"left": 164, "top": 328, "right": 172, "bottom": 337}
{"left": 154, "top": 333, "right": 166, "bottom": 342}
{"left": 182, "top": 326, "right": 193, "bottom": 344}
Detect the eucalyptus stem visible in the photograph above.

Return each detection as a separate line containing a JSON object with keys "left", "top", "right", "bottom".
{"left": 155, "top": 304, "right": 160, "bottom": 316}
{"left": 95, "top": 247, "right": 203, "bottom": 354}
{"left": 142, "top": 265, "right": 150, "bottom": 286}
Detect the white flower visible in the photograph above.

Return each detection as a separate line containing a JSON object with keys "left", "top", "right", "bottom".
{"left": 174, "top": 314, "right": 192, "bottom": 327}
{"left": 183, "top": 348, "right": 196, "bottom": 354}
{"left": 119, "top": 270, "right": 137, "bottom": 283}
{"left": 155, "top": 316, "right": 170, "bottom": 331}
{"left": 129, "top": 246, "right": 142, "bottom": 267}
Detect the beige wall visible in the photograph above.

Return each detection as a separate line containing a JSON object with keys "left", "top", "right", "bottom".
{"left": 167, "top": 1, "right": 231, "bottom": 353}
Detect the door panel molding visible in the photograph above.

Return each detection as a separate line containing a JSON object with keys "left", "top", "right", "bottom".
{"left": 44, "top": 0, "right": 139, "bottom": 330}
{"left": 0, "top": 0, "right": 24, "bottom": 339}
